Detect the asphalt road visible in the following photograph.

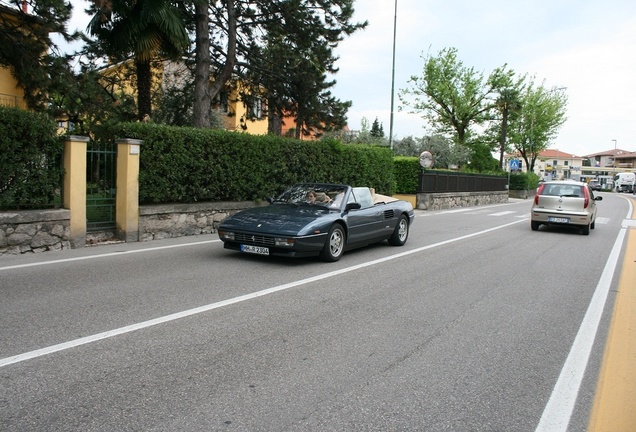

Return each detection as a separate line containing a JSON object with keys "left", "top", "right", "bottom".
{"left": 1, "top": 192, "right": 634, "bottom": 431}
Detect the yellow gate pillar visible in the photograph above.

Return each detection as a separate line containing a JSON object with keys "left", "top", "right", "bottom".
{"left": 116, "top": 138, "right": 142, "bottom": 242}
{"left": 63, "top": 135, "right": 89, "bottom": 248}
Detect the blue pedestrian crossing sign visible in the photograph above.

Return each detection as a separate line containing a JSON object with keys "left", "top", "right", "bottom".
{"left": 509, "top": 159, "right": 519, "bottom": 170}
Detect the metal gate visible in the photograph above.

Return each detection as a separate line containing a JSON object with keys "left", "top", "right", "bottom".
{"left": 86, "top": 140, "right": 117, "bottom": 231}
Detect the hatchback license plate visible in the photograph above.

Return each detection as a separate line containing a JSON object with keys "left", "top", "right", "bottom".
{"left": 241, "top": 244, "right": 270, "bottom": 255}
{"left": 548, "top": 216, "right": 570, "bottom": 223}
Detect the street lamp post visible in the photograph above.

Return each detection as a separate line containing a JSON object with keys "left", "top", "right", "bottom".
{"left": 389, "top": 0, "right": 397, "bottom": 150}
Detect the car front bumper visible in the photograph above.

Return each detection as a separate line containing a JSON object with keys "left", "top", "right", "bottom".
{"left": 220, "top": 232, "right": 329, "bottom": 258}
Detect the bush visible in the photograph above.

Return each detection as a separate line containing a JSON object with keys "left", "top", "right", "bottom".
{"left": 393, "top": 157, "right": 421, "bottom": 194}
{"left": 0, "top": 106, "right": 63, "bottom": 209}
{"left": 94, "top": 123, "right": 396, "bottom": 204}
{"left": 509, "top": 172, "right": 539, "bottom": 190}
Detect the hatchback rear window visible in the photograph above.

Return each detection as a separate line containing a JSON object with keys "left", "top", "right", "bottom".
{"left": 541, "top": 184, "right": 584, "bottom": 197}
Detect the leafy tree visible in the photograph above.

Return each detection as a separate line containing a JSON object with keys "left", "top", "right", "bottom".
{"left": 0, "top": 0, "right": 78, "bottom": 110}
{"left": 468, "top": 141, "right": 500, "bottom": 172}
{"left": 86, "top": 0, "right": 188, "bottom": 120}
{"left": 507, "top": 81, "right": 568, "bottom": 171}
{"left": 418, "top": 134, "right": 469, "bottom": 169}
{"left": 75, "top": 0, "right": 364, "bottom": 133}
{"left": 399, "top": 47, "right": 513, "bottom": 148}
{"left": 392, "top": 135, "right": 421, "bottom": 156}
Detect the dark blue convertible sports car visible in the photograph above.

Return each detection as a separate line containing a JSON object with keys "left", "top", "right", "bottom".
{"left": 218, "top": 183, "right": 415, "bottom": 262}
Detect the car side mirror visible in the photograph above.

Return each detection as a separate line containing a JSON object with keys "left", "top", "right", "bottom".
{"left": 345, "top": 202, "right": 361, "bottom": 211}
{"left": 595, "top": 196, "right": 603, "bottom": 201}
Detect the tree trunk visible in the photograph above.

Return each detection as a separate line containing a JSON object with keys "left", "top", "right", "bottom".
{"left": 193, "top": 0, "right": 211, "bottom": 128}
{"left": 135, "top": 59, "right": 152, "bottom": 120}
{"left": 267, "top": 99, "right": 283, "bottom": 135}
{"left": 499, "top": 108, "right": 508, "bottom": 169}
{"left": 208, "top": 0, "right": 237, "bottom": 102}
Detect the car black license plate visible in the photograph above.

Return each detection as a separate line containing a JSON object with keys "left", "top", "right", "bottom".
{"left": 548, "top": 216, "right": 570, "bottom": 223}
{"left": 240, "top": 244, "right": 270, "bottom": 255}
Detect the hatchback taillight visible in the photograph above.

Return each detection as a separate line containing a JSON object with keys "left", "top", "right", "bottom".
{"left": 535, "top": 184, "right": 545, "bottom": 205}
{"left": 582, "top": 186, "right": 590, "bottom": 208}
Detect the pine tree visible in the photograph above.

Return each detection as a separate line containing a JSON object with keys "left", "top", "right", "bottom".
{"left": 370, "top": 118, "right": 384, "bottom": 138}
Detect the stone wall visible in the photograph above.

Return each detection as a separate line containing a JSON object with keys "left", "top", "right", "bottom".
{"left": 139, "top": 201, "right": 268, "bottom": 242}
{"left": 508, "top": 189, "right": 536, "bottom": 199}
{"left": 0, "top": 209, "right": 71, "bottom": 255}
{"left": 416, "top": 191, "right": 509, "bottom": 211}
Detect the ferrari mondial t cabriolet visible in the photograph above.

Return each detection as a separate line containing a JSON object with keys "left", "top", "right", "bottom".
{"left": 218, "top": 183, "right": 415, "bottom": 262}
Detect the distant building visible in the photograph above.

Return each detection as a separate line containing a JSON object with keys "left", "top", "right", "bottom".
{"left": 504, "top": 149, "right": 584, "bottom": 181}
{"left": 504, "top": 147, "right": 635, "bottom": 189}
{"left": 580, "top": 149, "right": 636, "bottom": 189}
{"left": 583, "top": 148, "right": 636, "bottom": 170}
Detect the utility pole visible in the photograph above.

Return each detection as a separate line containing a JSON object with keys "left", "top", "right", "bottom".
{"left": 389, "top": 0, "right": 397, "bottom": 150}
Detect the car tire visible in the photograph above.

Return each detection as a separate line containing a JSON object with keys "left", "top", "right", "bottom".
{"left": 320, "top": 224, "right": 345, "bottom": 262}
{"left": 531, "top": 221, "right": 540, "bottom": 231}
{"left": 388, "top": 214, "right": 409, "bottom": 246}
{"left": 581, "top": 224, "right": 590, "bottom": 235}
{"left": 591, "top": 220, "right": 596, "bottom": 229}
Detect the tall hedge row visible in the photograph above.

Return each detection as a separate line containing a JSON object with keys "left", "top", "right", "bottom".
{"left": 95, "top": 122, "right": 396, "bottom": 204}
{"left": 509, "top": 172, "right": 539, "bottom": 190}
{"left": 0, "top": 106, "right": 63, "bottom": 209}
{"left": 393, "top": 157, "right": 421, "bottom": 194}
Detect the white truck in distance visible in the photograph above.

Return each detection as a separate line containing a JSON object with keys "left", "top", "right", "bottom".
{"left": 613, "top": 172, "right": 635, "bottom": 193}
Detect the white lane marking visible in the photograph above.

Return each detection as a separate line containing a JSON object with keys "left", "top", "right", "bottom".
{"left": 437, "top": 208, "right": 474, "bottom": 214}
{"left": 0, "top": 219, "right": 528, "bottom": 368}
{"left": 535, "top": 199, "right": 633, "bottom": 431}
{"left": 0, "top": 240, "right": 220, "bottom": 272}
{"left": 489, "top": 211, "right": 516, "bottom": 216}
{"left": 595, "top": 217, "right": 611, "bottom": 225}
{"left": 416, "top": 201, "right": 529, "bottom": 217}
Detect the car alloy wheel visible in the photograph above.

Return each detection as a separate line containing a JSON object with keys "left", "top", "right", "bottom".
{"left": 388, "top": 215, "right": 409, "bottom": 246}
{"left": 320, "top": 224, "right": 345, "bottom": 262}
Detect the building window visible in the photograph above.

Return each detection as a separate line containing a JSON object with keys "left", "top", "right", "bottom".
{"left": 220, "top": 92, "right": 229, "bottom": 113}
{"left": 564, "top": 161, "right": 569, "bottom": 166}
{"left": 248, "top": 97, "right": 262, "bottom": 120}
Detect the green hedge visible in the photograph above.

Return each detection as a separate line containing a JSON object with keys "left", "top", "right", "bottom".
{"left": 95, "top": 123, "right": 396, "bottom": 204}
{"left": 0, "top": 106, "right": 63, "bottom": 209}
{"left": 509, "top": 172, "right": 539, "bottom": 190}
{"left": 393, "top": 157, "right": 421, "bottom": 194}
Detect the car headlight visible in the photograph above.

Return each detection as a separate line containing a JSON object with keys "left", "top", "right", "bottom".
{"left": 274, "top": 237, "right": 295, "bottom": 247}
{"left": 218, "top": 231, "right": 235, "bottom": 240}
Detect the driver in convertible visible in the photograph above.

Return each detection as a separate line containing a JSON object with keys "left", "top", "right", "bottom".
{"left": 306, "top": 190, "right": 331, "bottom": 204}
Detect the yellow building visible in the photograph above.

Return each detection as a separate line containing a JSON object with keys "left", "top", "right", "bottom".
{"left": 0, "top": 67, "right": 26, "bottom": 109}
{"left": 0, "top": 4, "right": 28, "bottom": 110}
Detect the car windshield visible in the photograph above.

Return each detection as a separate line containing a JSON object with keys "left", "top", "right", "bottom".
{"left": 541, "top": 184, "right": 584, "bottom": 197}
{"left": 274, "top": 184, "right": 347, "bottom": 208}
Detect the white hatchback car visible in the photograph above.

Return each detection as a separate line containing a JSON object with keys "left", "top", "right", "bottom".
{"left": 531, "top": 180, "right": 603, "bottom": 235}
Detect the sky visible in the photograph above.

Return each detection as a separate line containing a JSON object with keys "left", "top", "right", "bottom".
{"left": 331, "top": 0, "right": 636, "bottom": 156}
{"left": 61, "top": 0, "right": 636, "bottom": 157}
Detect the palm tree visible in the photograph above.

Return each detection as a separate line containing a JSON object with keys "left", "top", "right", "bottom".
{"left": 87, "top": 0, "right": 188, "bottom": 120}
{"left": 495, "top": 87, "right": 521, "bottom": 169}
